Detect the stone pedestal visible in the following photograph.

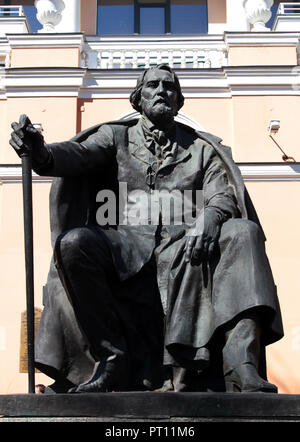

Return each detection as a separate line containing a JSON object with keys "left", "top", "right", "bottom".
{"left": 0, "top": 392, "right": 300, "bottom": 422}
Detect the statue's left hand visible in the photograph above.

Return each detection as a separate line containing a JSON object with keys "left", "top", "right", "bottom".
{"left": 184, "top": 209, "right": 222, "bottom": 263}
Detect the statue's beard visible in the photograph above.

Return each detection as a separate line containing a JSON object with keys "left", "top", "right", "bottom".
{"left": 141, "top": 101, "right": 176, "bottom": 129}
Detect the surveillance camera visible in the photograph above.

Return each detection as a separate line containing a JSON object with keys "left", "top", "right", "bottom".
{"left": 268, "top": 120, "right": 280, "bottom": 133}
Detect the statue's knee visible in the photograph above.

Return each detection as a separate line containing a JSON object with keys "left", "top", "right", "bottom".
{"left": 225, "top": 219, "right": 262, "bottom": 242}
{"left": 55, "top": 227, "right": 91, "bottom": 262}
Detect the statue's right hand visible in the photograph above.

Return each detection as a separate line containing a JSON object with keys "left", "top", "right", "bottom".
{"left": 9, "top": 114, "right": 48, "bottom": 164}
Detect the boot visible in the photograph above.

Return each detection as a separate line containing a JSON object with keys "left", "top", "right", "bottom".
{"left": 225, "top": 362, "right": 277, "bottom": 393}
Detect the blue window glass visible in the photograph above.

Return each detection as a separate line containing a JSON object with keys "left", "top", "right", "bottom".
{"left": 266, "top": 3, "right": 279, "bottom": 30}
{"left": 97, "top": 1, "right": 134, "bottom": 35}
{"left": 170, "top": 1, "right": 208, "bottom": 34}
{"left": 23, "top": 5, "right": 42, "bottom": 33}
{"left": 140, "top": 7, "right": 165, "bottom": 34}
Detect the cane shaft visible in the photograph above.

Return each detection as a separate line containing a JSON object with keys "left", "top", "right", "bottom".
{"left": 21, "top": 153, "right": 35, "bottom": 394}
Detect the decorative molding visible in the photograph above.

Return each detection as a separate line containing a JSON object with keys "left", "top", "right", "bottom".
{"left": 224, "top": 31, "right": 300, "bottom": 46}
{"left": 3, "top": 67, "right": 85, "bottom": 97}
{"left": 1, "top": 164, "right": 300, "bottom": 184}
{"left": 85, "top": 35, "right": 226, "bottom": 44}
{"left": 6, "top": 33, "right": 84, "bottom": 49}
{"left": 2, "top": 65, "right": 300, "bottom": 98}
{"left": 239, "top": 163, "right": 300, "bottom": 181}
{"left": 0, "top": 166, "right": 52, "bottom": 183}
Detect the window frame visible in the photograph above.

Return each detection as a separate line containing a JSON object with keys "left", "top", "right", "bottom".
{"left": 134, "top": 0, "right": 170, "bottom": 34}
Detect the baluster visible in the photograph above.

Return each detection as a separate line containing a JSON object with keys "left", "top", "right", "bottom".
{"left": 145, "top": 50, "right": 150, "bottom": 68}
{"left": 157, "top": 51, "right": 162, "bottom": 66}
{"left": 108, "top": 51, "right": 114, "bottom": 69}
{"left": 120, "top": 51, "right": 126, "bottom": 69}
{"left": 193, "top": 50, "right": 198, "bottom": 68}
{"left": 204, "top": 50, "right": 211, "bottom": 68}
{"left": 180, "top": 49, "right": 186, "bottom": 68}
{"left": 97, "top": 51, "right": 102, "bottom": 68}
{"left": 132, "top": 51, "right": 138, "bottom": 69}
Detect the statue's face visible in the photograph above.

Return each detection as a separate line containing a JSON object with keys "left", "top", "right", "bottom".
{"left": 139, "top": 68, "right": 178, "bottom": 127}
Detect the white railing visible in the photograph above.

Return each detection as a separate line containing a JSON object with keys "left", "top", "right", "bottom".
{"left": 0, "top": 5, "right": 25, "bottom": 17}
{"left": 89, "top": 49, "right": 227, "bottom": 69}
{"left": 82, "top": 37, "right": 228, "bottom": 70}
{"left": 278, "top": 3, "right": 300, "bottom": 14}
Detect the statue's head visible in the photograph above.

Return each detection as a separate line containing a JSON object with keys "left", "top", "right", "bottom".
{"left": 130, "top": 64, "right": 184, "bottom": 128}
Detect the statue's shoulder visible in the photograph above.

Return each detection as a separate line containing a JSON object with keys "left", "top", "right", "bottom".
{"left": 176, "top": 122, "right": 231, "bottom": 152}
{"left": 71, "top": 118, "right": 139, "bottom": 143}
{"left": 196, "top": 129, "right": 234, "bottom": 158}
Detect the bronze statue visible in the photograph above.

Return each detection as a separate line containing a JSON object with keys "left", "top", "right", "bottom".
{"left": 10, "top": 65, "right": 283, "bottom": 394}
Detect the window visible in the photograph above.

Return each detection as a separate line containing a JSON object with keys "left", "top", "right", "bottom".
{"left": 97, "top": 0, "right": 134, "bottom": 35}
{"left": 139, "top": 4, "right": 166, "bottom": 34}
{"left": 97, "top": 0, "right": 208, "bottom": 35}
{"left": 170, "top": 0, "right": 207, "bottom": 34}
{"left": 0, "top": 0, "right": 41, "bottom": 33}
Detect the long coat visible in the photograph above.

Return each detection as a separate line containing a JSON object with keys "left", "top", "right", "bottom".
{"left": 34, "top": 119, "right": 283, "bottom": 389}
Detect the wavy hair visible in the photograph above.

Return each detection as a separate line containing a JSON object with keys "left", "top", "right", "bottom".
{"left": 129, "top": 64, "right": 185, "bottom": 115}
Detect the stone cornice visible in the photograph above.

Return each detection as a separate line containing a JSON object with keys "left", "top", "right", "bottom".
{"left": 6, "top": 33, "right": 85, "bottom": 49}
{"left": 2, "top": 67, "right": 85, "bottom": 97}
{"left": 224, "top": 31, "right": 300, "bottom": 46}
{"left": 1, "top": 65, "right": 300, "bottom": 98}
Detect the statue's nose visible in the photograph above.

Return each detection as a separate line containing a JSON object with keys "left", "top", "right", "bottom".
{"left": 157, "top": 82, "right": 166, "bottom": 94}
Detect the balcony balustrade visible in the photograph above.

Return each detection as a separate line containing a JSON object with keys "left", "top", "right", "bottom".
{"left": 0, "top": 5, "right": 25, "bottom": 17}
{"left": 81, "top": 36, "right": 228, "bottom": 70}
{"left": 0, "top": 5, "right": 30, "bottom": 35}
{"left": 273, "top": 2, "right": 300, "bottom": 30}
{"left": 278, "top": 3, "right": 300, "bottom": 14}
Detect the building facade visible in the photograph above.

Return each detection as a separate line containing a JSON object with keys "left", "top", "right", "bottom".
{"left": 0, "top": 0, "right": 300, "bottom": 394}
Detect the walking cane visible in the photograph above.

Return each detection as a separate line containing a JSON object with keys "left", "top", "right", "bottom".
{"left": 21, "top": 148, "right": 35, "bottom": 394}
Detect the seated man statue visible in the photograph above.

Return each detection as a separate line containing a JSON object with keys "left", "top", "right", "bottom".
{"left": 10, "top": 65, "right": 283, "bottom": 394}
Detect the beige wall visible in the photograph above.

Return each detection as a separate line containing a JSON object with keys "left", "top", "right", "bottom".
{"left": 78, "top": 98, "right": 133, "bottom": 132}
{"left": 246, "top": 181, "right": 300, "bottom": 393}
{"left": 228, "top": 46, "right": 298, "bottom": 67}
{"left": 0, "top": 183, "right": 53, "bottom": 393}
{"left": 230, "top": 95, "right": 300, "bottom": 163}
{"left": 10, "top": 48, "right": 80, "bottom": 69}
{"left": 181, "top": 97, "right": 233, "bottom": 147}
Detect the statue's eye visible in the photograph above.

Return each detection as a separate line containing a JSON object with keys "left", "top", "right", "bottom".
{"left": 166, "top": 82, "right": 177, "bottom": 91}
{"left": 146, "top": 81, "right": 158, "bottom": 88}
